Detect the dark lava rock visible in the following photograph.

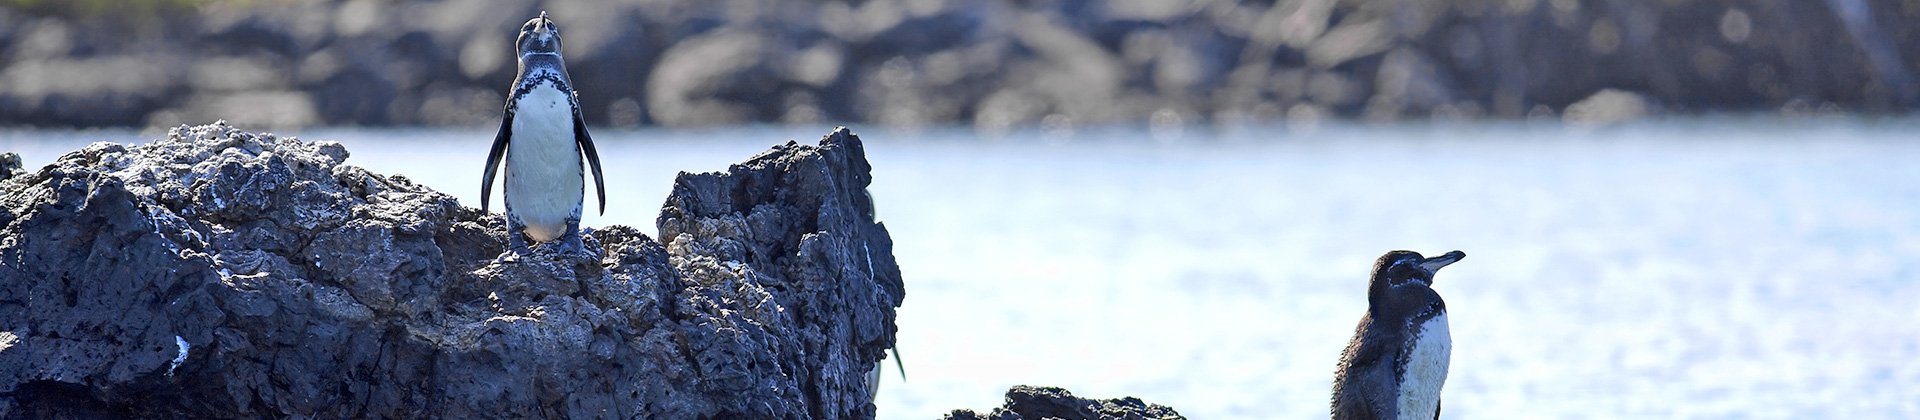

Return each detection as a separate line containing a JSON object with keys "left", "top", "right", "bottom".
{"left": 944, "top": 385, "right": 1184, "bottom": 420}
{"left": 0, "top": 153, "right": 18, "bottom": 182}
{"left": 0, "top": 122, "right": 902, "bottom": 418}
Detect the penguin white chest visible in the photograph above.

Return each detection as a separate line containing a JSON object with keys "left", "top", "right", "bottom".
{"left": 504, "top": 82, "right": 584, "bottom": 243}
{"left": 1397, "top": 313, "right": 1450, "bottom": 420}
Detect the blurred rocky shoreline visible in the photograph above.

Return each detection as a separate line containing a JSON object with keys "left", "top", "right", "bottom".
{"left": 1, "top": 0, "right": 1914, "bottom": 130}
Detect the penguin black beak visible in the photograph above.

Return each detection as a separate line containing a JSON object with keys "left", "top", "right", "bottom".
{"left": 1417, "top": 250, "right": 1465, "bottom": 272}
{"left": 533, "top": 12, "right": 552, "bottom": 34}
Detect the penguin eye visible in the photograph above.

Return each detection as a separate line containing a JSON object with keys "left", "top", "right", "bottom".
{"left": 1389, "top": 258, "right": 1417, "bottom": 272}
{"left": 1387, "top": 258, "right": 1427, "bottom": 281}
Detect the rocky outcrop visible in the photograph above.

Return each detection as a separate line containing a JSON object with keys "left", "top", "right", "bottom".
{"left": 943, "top": 386, "right": 1184, "bottom": 420}
{"left": 0, "top": 122, "right": 902, "bottom": 418}
{"left": 1, "top": 0, "right": 1916, "bottom": 129}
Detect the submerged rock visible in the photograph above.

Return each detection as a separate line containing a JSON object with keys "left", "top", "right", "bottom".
{"left": 0, "top": 122, "right": 902, "bottom": 418}
{"left": 944, "top": 385, "right": 1185, "bottom": 420}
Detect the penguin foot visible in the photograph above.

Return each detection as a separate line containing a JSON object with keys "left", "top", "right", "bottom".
{"left": 554, "top": 221, "right": 596, "bottom": 257}
{"left": 495, "top": 241, "right": 533, "bottom": 263}
{"left": 493, "top": 250, "right": 524, "bottom": 264}
{"left": 497, "top": 231, "right": 533, "bottom": 264}
{"left": 556, "top": 236, "right": 591, "bottom": 257}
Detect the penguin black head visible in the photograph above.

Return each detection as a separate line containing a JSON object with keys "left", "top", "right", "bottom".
{"left": 516, "top": 11, "right": 563, "bottom": 58}
{"left": 1370, "top": 250, "right": 1465, "bottom": 288}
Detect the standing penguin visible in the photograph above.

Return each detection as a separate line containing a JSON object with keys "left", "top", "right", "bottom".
{"left": 1332, "top": 250, "right": 1464, "bottom": 420}
{"left": 481, "top": 11, "right": 607, "bottom": 257}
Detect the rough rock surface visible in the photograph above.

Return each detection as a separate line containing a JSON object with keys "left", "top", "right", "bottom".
{"left": 0, "top": 122, "right": 902, "bottom": 418}
{"left": 943, "top": 386, "right": 1184, "bottom": 420}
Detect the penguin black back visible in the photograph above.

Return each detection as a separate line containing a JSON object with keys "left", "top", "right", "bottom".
{"left": 1333, "top": 250, "right": 1463, "bottom": 420}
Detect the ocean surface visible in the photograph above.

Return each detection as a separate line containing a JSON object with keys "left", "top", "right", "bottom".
{"left": 6, "top": 118, "right": 1919, "bottom": 418}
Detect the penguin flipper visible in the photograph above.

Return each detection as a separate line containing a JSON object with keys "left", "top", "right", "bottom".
{"left": 891, "top": 347, "right": 907, "bottom": 381}
{"left": 481, "top": 112, "right": 513, "bottom": 212}
{"left": 573, "top": 108, "right": 607, "bottom": 215}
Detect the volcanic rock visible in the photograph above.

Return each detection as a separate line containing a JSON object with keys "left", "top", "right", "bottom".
{"left": 0, "top": 122, "right": 902, "bottom": 418}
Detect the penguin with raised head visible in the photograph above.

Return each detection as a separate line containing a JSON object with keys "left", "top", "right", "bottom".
{"left": 481, "top": 11, "right": 606, "bottom": 257}
{"left": 1332, "top": 250, "right": 1464, "bottom": 420}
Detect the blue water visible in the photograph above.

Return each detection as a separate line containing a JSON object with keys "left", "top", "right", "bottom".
{"left": 6, "top": 118, "right": 1919, "bottom": 418}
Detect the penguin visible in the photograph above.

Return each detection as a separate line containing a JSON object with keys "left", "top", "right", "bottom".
{"left": 1332, "top": 250, "right": 1464, "bottom": 420}
{"left": 481, "top": 11, "right": 606, "bottom": 257}
{"left": 865, "top": 347, "right": 908, "bottom": 403}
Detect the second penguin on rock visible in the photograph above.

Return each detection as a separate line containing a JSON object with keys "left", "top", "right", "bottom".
{"left": 1332, "top": 250, "right": 1464, "bottom": 420}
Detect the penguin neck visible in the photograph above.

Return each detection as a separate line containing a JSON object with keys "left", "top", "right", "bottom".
{"left": 515, "top": 55, "right": 571, "bottom": 87}
{"left": 512, "top": 66, "right": 574, "bottom": 104}
{"left": 1367, "top": 275, "right": 1390, "bottom": 307}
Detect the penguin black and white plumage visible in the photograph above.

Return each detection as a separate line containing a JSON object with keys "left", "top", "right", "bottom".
{"left": 481, "top": 11, "right": 606, "bottom": 256}
{"left": 1332, "top": 250, "right": 1464, "bottom": 420}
